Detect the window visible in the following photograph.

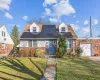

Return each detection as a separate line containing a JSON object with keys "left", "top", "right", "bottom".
{"left": 4, "top": 32, "right": 5, "bottom": 37}
{"left": 2, "top": 31, "right": 5, "bottom": 37}
{"left": 33, "top": 27, "right": 36, "bottom": 32}
{"left": 66, "top": 40, "right": 73, "bottom": 49}
{"left": 33, "top": 40, "right": 37, "bottom": 48}
{"left": 61, "top": 27, "right": 65, "bottom": 32}
{"left": 2, "top": 43, "right": 6, "bottom": 49}
{"left": 28, "top": 40, "right": 32, "bottom": 47}
{"left": 2, "top": 31, "right": 3, "bottom": 36}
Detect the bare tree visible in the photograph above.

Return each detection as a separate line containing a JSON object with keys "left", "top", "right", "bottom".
{"left": 27, "top": 18, "right": 51, "bottom": 25}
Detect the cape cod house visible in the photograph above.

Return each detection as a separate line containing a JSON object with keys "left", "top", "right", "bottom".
{"left": 19, "top": 23, "right": 100, "bottom": 56}
{"left": 0, "top": 26, "right": 14, "bottom": 56}
{"left": 19, "top": 23, "right": 77, "bottom": 55}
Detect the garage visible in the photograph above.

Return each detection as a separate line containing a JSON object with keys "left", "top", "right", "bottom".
{"left": 80, "top": 43, "right": 93, "bottom": 56}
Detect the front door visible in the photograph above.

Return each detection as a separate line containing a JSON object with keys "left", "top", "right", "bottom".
{"left": 48, "top": 40, "right": 55, "bottom": 53}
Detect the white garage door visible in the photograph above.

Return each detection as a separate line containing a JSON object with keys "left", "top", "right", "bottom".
{"left": 80, "top": 43, "right": 92, "bottom": 56}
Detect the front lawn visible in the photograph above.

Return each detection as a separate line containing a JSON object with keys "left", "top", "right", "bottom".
{"left": 0, "top": 57, "right": 47, "bottom": 80}
{"left": 57, "top": 56, "right": 100, "bottom": 80}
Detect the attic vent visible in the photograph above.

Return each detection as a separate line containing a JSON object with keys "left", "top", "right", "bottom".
{"left": 4, "top": 38, "right": 6, "bottom": 41}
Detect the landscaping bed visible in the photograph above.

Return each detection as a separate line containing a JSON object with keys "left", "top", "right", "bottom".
{"left": 57, "top": 56, "right": 100, "bottom": 80}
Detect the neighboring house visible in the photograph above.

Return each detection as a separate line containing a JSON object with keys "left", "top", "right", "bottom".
{"left": 19, "top": 23, "right": 77, "bottom": 55}
{"left": 0, "top": 26, "right": 14, "bottom": 56}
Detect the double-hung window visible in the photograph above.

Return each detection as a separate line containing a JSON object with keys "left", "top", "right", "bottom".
{"left": 33, "top": 27, "right": 36, "bottom": 32}
{"left": 66, "top": 40, "right": 73, "bottom": 49}
{"left": 2, "top": 43, "right": 6, "bottom": 49}
{"left": 28, "top": 40, "right": 32, "bottom": 47}
{"left": 2, "top": 31, "right": 5, "bottom": 37}
{"left": 28, "top": 40, "right": 37, "bottom": 48}
{"left": 61, "top": 27, "right": 66, "bottom": 32}
{"left": 33, "top": 40, "right": 37, "bottom": 48}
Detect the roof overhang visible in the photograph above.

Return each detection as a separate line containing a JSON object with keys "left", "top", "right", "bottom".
{"left": 78, "top": 37, "right": 100, "bottom": 40}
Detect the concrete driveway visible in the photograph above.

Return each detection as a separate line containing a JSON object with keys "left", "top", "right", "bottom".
{"left": 89, "top": 56, "right": 100, "bottom": 62}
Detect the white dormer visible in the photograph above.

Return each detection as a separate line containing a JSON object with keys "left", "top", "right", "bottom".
{"left": 59, "top": 23, "right": 68, "bottom": 32}
{"left": 30, "top": 23, "right": 39, "bottom": 32}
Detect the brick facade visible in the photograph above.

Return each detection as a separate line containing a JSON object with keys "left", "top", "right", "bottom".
{"left": 19, "top": 47, "right": 46, "bottom": 56}
{"left": 78, "top": 39, "right": 100, "bottom": 56}
{"left": 0, "top": 43, "right": 13, "bottom": 54}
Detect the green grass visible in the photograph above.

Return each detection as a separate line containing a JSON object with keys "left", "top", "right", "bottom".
{"left": 0, "top": 57, "right": 47, "bottom": 80}
{"left": 57, "top": 56, "right": 100, "bottom": 80}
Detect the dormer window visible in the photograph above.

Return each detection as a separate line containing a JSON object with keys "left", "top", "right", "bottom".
{"left": 61, "top": 27, "right": 65, "bottom": 32}
{"left": 59, "top": 23, "right": 67, "bottom": 32}
{"left": 33, "top": 27, "right": 36, "bottom": 32}
{"left": 30, "top": 23, "right": 39, "bottom": 32}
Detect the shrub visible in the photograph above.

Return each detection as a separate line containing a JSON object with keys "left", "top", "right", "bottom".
{"left": 34, "top": 49, "right": 44, "bottom": 58}
{"left": 56, "top": 36, "right": 67, "bottom": 58}
{"left": 56, "top": 48, "right": 63, "bottom": 58}
{"left": 19, "top": 48, "right": 35, "bottom": 57}
{"left": 76, "top": 47, "right": 83, "bottom": 57}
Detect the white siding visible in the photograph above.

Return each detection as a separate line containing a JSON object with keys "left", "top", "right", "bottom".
{"left": 37, "top": 40, "right": 45, "bottom": 47}
{"left": 30, "top": 23, "right": 40, "bottom": 32}
{"left": 59, "top": 23, "right": 68, "bottom": 32}
{"left": 20, "top": 40, "right": 28, "bottom": 47}
{"left": 20, "top": 40, "right": 46, "bottom": 47}
{"left": 0, "top": 26, "right": 14, "bottom": 45}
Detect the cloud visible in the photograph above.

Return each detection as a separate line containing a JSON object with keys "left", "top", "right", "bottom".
{"left": 43, "top": 8, "right": 52, "bottom": 16}
{"left": 84, "top": 20, "right": 89, "bottom": 25}
{"left": 71, "top": 24, "right": 80, "bottom": 31}
{"left": 0, "top": 0, "right": 12, "bottom": 11}
{"left": 82, "top": 27, "right": 90, "bottom": 33}
{"left": 43, "top": 0, "right": 75, "bottom": 19}
{"left": 4, "top": 12, "right": 13, "bottom": 20}
{"left": 53, "top": 0, "right": 75, "bottom": 18}
{"left": 93, "top": 19, "right": 98, "bottom": 25}
{"left": 76, "top": 20, "right": 80, "bottom": 23}
{"left": 43, "top": 0, "right": 57, "bottom": 6}
{"left": 23, "top": 16, "right": 28, "bottom": 20}
{"left": 49, "top": 18, "right": 58, "bottom": 22}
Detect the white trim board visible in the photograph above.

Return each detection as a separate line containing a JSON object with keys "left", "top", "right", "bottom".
{"left": 78, "top": 37, "right": 100, "bottom": 40}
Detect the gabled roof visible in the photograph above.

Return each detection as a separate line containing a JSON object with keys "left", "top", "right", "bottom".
{"left": 20, "top": 23, "right": 78, "bottom": 39}
{"left": 20, "top": 25, "right": 73, "bottom": 39}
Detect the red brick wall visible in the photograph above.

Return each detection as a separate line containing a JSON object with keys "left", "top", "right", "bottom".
{"left": 78, "top": 39, "right": 100, "bottom": 56}
{"left": 19, "top": 47, "right": 46, "bottom": 56}
{"left": 0, "top": 43, "right": 13, "bottom": 54}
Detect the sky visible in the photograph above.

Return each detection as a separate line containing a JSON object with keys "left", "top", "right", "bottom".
{"left": 0, "top": 0, "right": 100, "bottom": 37}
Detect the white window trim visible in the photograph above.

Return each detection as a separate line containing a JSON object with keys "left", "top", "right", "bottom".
{"left": 67, "top": 40, "right": 73, "bottom": 49}
{"left": 33, "top": 40, "right": 37, "bottom": 48}
{"left": 2, "top": 43, "right": 6, "bottom": 49}
{"left": 28, "top": 40, "right": 37, "bottom": 48}
{"left": 33, "top": 27, "right": 36, "bottom": 32}
{"left": 61, "top": 27, "right": 66, "bottom": 32}
{"left": 2, "top": 31, "right": 6, "bottom": 37}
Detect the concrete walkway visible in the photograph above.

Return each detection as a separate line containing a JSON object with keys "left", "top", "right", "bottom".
{"left": 89, "top": 56, "right": 100, "bottom": 62}
{"left": 41, "top": 55, "right": 56, "bottom": 80}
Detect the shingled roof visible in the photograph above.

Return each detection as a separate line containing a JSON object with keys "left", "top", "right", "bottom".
{"left": 20, "top": 25, "right": 73, "bottom": 39}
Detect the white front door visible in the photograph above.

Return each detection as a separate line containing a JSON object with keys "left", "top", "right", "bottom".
{"left": 80, "top": 43, "right": 92, "bottom": 56}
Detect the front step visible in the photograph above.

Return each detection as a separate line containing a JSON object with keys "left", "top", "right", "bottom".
{"left": 49, "top": 55, "right": 56, "bottom": 58}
